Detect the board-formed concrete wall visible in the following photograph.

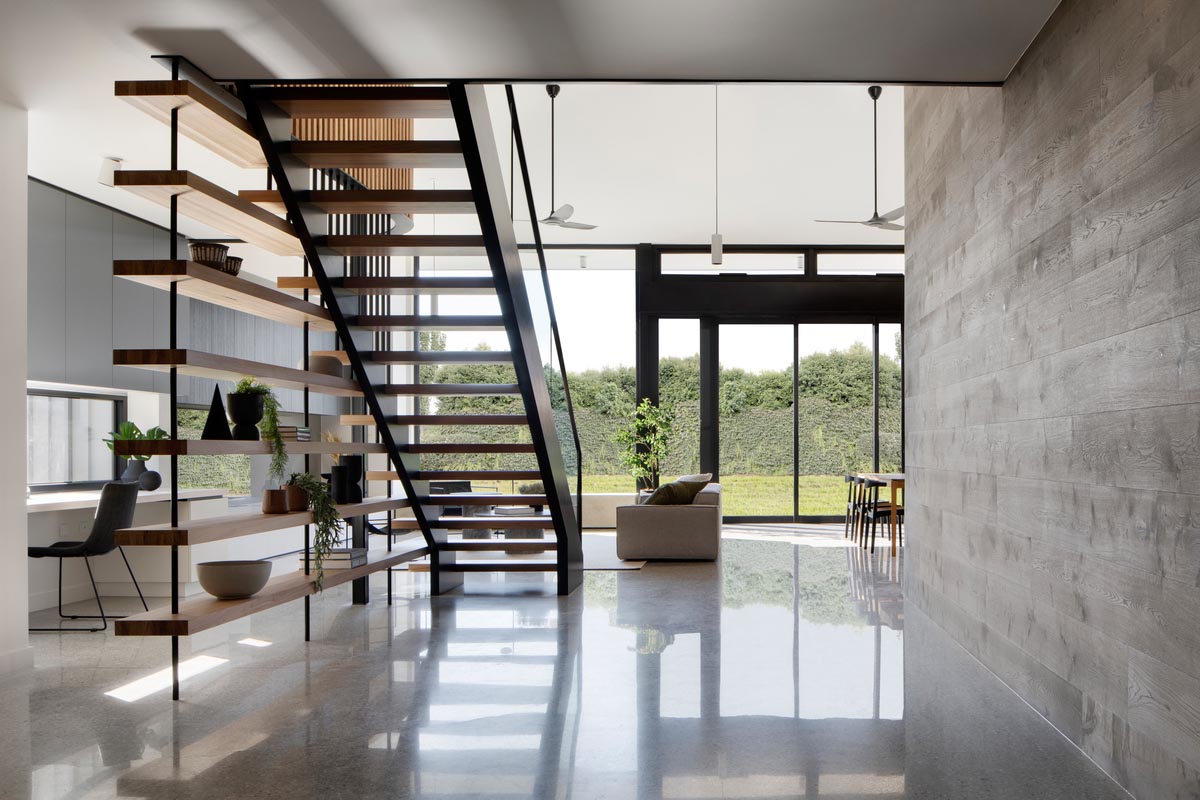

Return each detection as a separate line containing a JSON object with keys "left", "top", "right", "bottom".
{"left": 904, "top": 0, "right": 1200, "bottom": 797}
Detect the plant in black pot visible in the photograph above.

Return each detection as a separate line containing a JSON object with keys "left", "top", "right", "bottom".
{"left": 287, "top": 471, "right": 342, "bottom": 589}
{"left": 104, "top": 421, "right": 169, "bottom": 491}
{"left": 517, "top": 481, "right": 545, "bottom": 514}
{"left": 227, "top": 377, "right": 276, "bottom": 441}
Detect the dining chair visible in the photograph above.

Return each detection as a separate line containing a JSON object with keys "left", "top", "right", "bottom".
{"left": 862, "top": 478, "right": 904, "bottom": 554}
{"left": 28, "top": 481, "right": 148, "bottom": 632}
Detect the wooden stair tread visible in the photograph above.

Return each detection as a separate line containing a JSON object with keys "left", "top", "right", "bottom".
{"left": 113, "top": 349, "right": 361, "bottom": 396}
{"left": 115, "top": 545, "right": 431, "bottom": 636}
{"left": 418, "top": 495, "right": 547, "bottom": 505}
{"left": 257, "top": 86, "right": 453, "bottom": 119}
{"left": 367, "top": 350, "right": 514, "bottom": 364}
{"left": 114, "top": 261, "right": 334, "bottom": 331}
{"left": 114, "top": 171, "right": 301, "bottom": 257}
{"left": 398, "top": 443, "right": 535, "bottom": 454}
{"left": 349, "top": 315, "right": 505, "bottom": 331}
{"left": 407, "top": 560, "right": 557, "bottom": 573}
{"left": 278, "top": 139, "right": 464, "bottom": 169}
{"left": 377, "top": 383, "right": 520, "bottom": 396}
{"left": 368, "top": 469, "right": 540, "bottom": 482}
{"left": 111, "top": 439, "right": 385, "bottom": 458}
{"left": 345, "top": 414, "right": 527, "bottom": 426}
{"left": 318, "top": 235, "right": 485, "bottom": 257}
{"left": 441, "top": 540, "right": 557, "bottom": 552}
{"left": 117, "top": 498, "right": 409, "bottom": 547}
{"left": 278, "top": 276, "right": 496, "bottom": 295}
{"left": 392, "top": 517, "right": 552, "bottom": 530}
{"left": 243, "top": 189, "right": 475, "bottom": 215}
{"left": 115, "top": 80, "right": 265, "bottom": 168}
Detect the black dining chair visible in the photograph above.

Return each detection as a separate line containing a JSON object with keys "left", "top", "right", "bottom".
{"left": 862, "top": 478, "right": 904, "bottom": 554}
{"left": 28, "top": 482, "right": 148, "bottom": 632}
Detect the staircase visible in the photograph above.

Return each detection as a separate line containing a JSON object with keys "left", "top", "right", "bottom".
{"left": 238, "top": 82, "right": 583, "bottom": 595}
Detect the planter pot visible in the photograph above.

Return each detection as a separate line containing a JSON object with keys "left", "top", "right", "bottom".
{"left": 120, "top": 459, "right": 147, "bottom": 484}
{"left": 189, "top": 241, "right": 229, "bottom": 269}
{"left": 197, "top": 560, "right": 271, "bottom": 600}
{"left": 227, "top": 393, "right": 265, "bottom": 440}
{"left": 340, "top": 455, "right": 364, "bottom": 503}
{"left": 308, "top": 355, "right": 344, "bottom": 377}
{"left": 284, "top": 484, "right": 308, "bottom": 513}
{"left": 262, "top": 488, "right": 289, "bottom": 514}
{"left": 138, "top": 469, "right": 163, "bottom": 492}
{"left": 222, "top": 256, "right": 242, "bottom": 276}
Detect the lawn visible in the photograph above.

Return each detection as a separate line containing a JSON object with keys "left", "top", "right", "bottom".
{"left": 578, "top": 473, "right": 847, "bottom": 517}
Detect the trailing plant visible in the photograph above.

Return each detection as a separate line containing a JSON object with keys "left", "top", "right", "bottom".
{"left": 104, "top": 421, "right": 169, "bottom": 462}
{"left": 616, "top": 398, "right": 674, "bottom": 489}
{"left": 287, "top": 471, "right": 342, "bottom": 589}
{"left": 232, "top": 377, "right": 287, "bottom": 484}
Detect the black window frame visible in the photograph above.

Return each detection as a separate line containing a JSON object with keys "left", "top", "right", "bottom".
{"left": 26, "top": 388, "right": 127, "bottom": 493}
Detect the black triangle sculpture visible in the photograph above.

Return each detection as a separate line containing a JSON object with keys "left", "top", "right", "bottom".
{"left": 201, "top": 386, "right": 233, "bottom": 440}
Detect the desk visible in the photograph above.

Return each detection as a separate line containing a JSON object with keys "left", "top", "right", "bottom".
{"left": 28, "top": 488, "right": 226, "bottom": 514}
{"left": 859, "top": 473, "right": 904, "bottom": 555}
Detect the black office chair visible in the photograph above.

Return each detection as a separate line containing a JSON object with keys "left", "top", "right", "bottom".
{"left": 28, "top": 482, "right": 148, "bottom": 632}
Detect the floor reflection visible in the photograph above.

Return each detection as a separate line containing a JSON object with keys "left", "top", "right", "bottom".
{"left": 8, "top": 532, "right": 1128, "bottom": 799}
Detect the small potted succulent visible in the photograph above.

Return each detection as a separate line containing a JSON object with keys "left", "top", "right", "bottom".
{"left": 104, "top": 421, "right": 169, "bottom": 491}
{"left": 284, "top": 473, "right": 309, "bottom": 513}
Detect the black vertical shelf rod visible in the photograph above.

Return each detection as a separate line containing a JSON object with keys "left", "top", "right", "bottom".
{"left": 167, "top": 56, "right": 181, "bottom": 702}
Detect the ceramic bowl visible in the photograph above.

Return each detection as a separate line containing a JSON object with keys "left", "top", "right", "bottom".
{"left": 197, "top": 560, "right": 272, "bottom": 600}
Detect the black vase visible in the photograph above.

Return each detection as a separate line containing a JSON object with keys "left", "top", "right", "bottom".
{"left": 120, "top": 460, "right": 147, "bottom": 483}
{"left": 340, "top": 456, "right": 364, "bottom": 503}
{"left": 329, "top": 466, "right": 351, "bottom": 504}
{"left": 226, "top": 393, "right": 265, "bottom": 441}
{"left": 138, "top": 470, "right": 163, "bottom": 491}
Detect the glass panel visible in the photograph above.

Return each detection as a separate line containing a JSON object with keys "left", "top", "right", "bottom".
{"left": 177, "top": 407, "right": 252, "bottom": 496}
{"left": 796, "top": 324, "right": 875, "bottom": 515}
{"left": 26, "top": 395, "right": 115, "bottom": 486}
{"left": 878, "top": 323, "right": 903, "bottom": 473}
{"left": 719, "top": 325, "right": 795, "bottom": 517}
{"left": 658, "top": 319, "right": 700, "bottom": 480}
{"left": 661, "top": 252, "right": 806, "bottom": 275}
{"left": 817, "top": 252, "right": 904, "bottom": 275}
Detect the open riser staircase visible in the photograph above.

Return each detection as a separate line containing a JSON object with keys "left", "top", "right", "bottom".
{"left": 236, "top": 81, "right": 583, "bottom": 595}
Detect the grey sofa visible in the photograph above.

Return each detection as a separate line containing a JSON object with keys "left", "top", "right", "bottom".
{"left": 615, "top": 483, "right": 722, "bottom": 561}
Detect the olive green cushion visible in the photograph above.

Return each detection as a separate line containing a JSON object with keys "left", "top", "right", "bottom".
{"left": 642, "top": 478, "right": 709, "bottom": 506}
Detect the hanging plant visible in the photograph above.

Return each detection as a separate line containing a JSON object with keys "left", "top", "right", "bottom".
{"left": 287, "top": 471, "right": 342, "bottom": 590}
{"left": 232, "top": 377, "right": 287, "bottom": 485}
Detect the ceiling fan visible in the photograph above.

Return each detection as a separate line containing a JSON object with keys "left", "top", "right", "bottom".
{"left": 540, "top": 85, "right": 597, "bottom": 230}
{"left": 815, "top": 85, "right": 904, "bottom": 231}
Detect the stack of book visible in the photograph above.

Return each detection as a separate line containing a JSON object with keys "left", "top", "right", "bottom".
{"left": 297, "top": 547, "right": 367, "bottom": 571}
{"left": 277, "top": 426, "right": 311, "bottom": 442}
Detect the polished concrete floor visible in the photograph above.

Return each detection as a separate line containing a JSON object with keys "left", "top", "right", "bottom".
{"left": 4, "top": 531, "right": 1128, "bottom": 799}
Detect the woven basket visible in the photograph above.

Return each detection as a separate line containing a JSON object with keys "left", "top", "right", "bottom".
{"left": 189, "top": 241, "right": 228, "bottom": 268}
{"left": 222, "top": 256, "right": 243, "bottom": 276}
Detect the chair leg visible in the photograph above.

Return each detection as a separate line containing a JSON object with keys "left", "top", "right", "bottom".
{"left": 119, "top": 547, "right": 149, "bottom": 612}
{"left": 869, "top": 514, "right": 876, "bottom": 554}
{"left": 30, "top": 557, "right": 106, "bottom": 633}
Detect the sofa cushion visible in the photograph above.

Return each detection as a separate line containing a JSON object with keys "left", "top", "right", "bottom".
{"left": 675, "top": 472, "right": 713, "bottom": 483}
{"left": 642, "top": 478, "right": 709, "bottom": 506}
{"left": 692, "top": 483, "right": 722, "bottom": 506}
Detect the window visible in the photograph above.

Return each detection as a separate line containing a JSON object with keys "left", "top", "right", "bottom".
{"left": 27, "top": 391, "right": 122, "bottom": 490}
{"left": 817, "top": 252, "right": 904, "bottom": 275}
{"left": 661, "top": 252, "right": 806, "bottom": 275}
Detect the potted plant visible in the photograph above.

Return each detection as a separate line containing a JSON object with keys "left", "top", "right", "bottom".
{"left": 284, "top": 473, "right": 309, "bottom": 513}
{"left": 616, "top": 398, "right": 674, "bottom": 492}
{"left": 104, "top": 421, "right": 169, "bottom": 490}
{"left": 287, "top": 471, "right": 343, "bottom": 589}
{"left": 229, "top": 378, "right": 289, "bottom": 512}
{"left": 517, "top": 480, "right": 545, "bottom": 514}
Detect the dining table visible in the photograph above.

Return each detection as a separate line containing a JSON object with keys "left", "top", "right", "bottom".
{"left": 858, "top": 472, "right": 905, "bottom": 555}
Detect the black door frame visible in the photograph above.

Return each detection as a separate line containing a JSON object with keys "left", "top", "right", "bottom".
{"left": 634, "top": 243, "right": 904, "bottom": 523}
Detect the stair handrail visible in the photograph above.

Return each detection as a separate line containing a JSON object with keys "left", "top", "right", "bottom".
{"left": 504, "top": 85, "right": 584, "bottom": 528}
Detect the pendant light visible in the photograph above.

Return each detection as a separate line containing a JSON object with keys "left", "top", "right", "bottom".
{"left": 711, "top": 85, "right": 722, "bottom": 265}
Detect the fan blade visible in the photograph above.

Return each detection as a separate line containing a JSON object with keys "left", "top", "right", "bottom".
{"left": 390, "top": 214, "right": 415, "bottom": 234}
{"left": 875, "top": 221, "right": 904, "bottom": 231}
{"left": 539, "top": 216, "right": 563, "bottom": 227}
{"left": 880, "top": 206, "right": 905, "bottom": 221}
{"left": 553, "top": 203, "right": 575, "bottom": 220}
{"left": 558, "top": 220, "right": 597, "bottom": 230}
{"left": 814, "top": 219, "right": 868, "bottom": 224}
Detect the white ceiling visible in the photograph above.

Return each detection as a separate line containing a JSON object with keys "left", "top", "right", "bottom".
{"left": 0, "top": 0, "right": 1051, "bottom": 270}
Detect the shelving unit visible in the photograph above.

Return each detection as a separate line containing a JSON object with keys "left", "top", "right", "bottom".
{"left": 115, "top": 170, "right": 302, "bottom": 256}
{"left": 112, "top": 349, "right": 362, "bottom": 396}
{"left": 114, "top": 261, "right": 334, "bottom": 330}
{"left": 115, "top": 80, "right": 267, "bottom": 168}
{"left": 115, "top": 543, "right": 431, "bottom": 637}
{"left": 117, "top": 497, "right": 410, "bottom": 547}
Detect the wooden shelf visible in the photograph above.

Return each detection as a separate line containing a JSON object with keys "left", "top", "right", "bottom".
{"left": 115, "top": 80, "right": 266, "bottom": 168}
{"left": 112, "top": 439, "right": 385, "bottom": 458}
{"left": 116, "top": 497, "right": 410, "bottom": 547}
{"left": 113, "top": 349, "right": 361, "bottom": 396}
{"left": 256, "top": 86, "right": 453, "bottom": 119}
{"left": 114, "top": 261, "right": 334, "bottom": 331}
{"left": 114, "top": 543, "right": 431, "bottom": 636}
{"left": 115, "top": 171, "right": 302, "bottom": 257}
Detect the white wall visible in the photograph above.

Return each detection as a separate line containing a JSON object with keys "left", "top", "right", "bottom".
{"left": 0, "top": 98, "right": 31, "bottom": 675}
